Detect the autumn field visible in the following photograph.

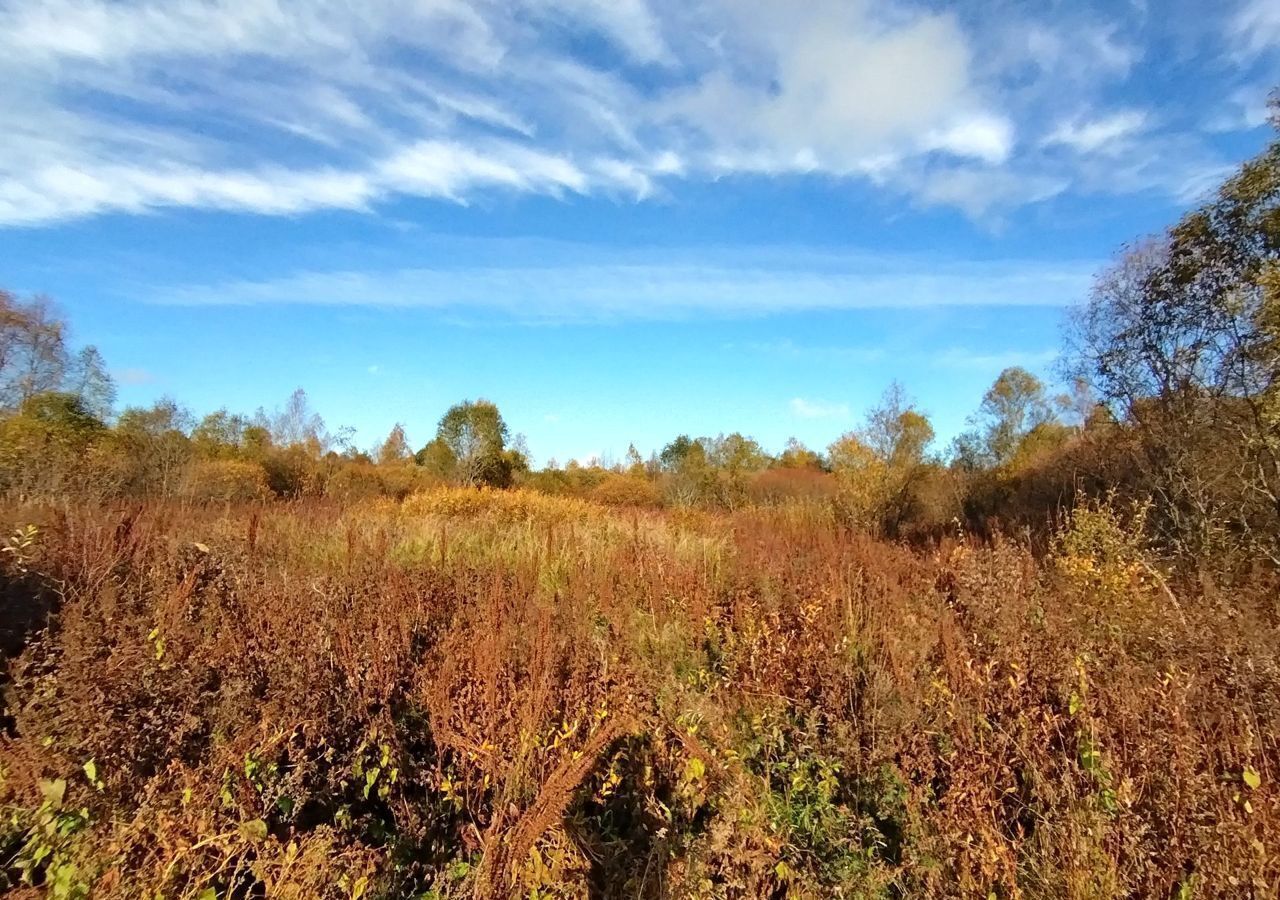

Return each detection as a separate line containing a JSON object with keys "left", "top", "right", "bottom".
{"left": 0, "top": 70, "right": 1278, "bottom": 900}
{"left": 0, "top": 488, "right": 1274, "bottom": 899}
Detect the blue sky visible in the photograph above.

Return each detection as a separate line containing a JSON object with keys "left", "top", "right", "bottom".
{"left": 1, "top": 0, "right": 1278, "bottom": 464}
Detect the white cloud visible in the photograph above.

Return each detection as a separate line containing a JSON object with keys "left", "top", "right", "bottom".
{"left": 0, "top": 138, "right": 666, "bottom": 226}
{"left": 0, "top": 0, "right": 1248, "bottom": 226}
{"left": 0, "top": 0, "right": 505, "bottom": 69}
{"left": 1018, "top": 22, "right": 1141, "bottom": 82}
{"left": 145, "top": 244, "right": 1096, "bottom": 321}
{"left": 907, "top": 167, "right": 1069, "bottom": 219}
{"left": 114, "top": 367, "right": 156, "bottom": 385}
{"left": 530, "top": 0, "right": 674, "bottom": 65}
{"left": 1208, "top": 85, "right": 1275, "bottom": 132}
{"left": 0, "top": 162, "right": 378, "bottom": 226}
{"left": 790, "top": 398, "right": 850, "bottom": 420}
{"left": 924, "top": 114, "right": 1016, "bottom": 164}
{"left": 1172, "top": 164, "right": 1238, "bottom": 204}
{"left": 1044, "top": 110, "right": 1149, "bottom": 154}
{"left": 663, "top": 2, "right": 1005, "bottom": 174}
{"left": 377, "top": 140, "right": 590, "bottom": 200}
{"left": 730, "top": 339, "right": 888, "bottom": 365}
{"left": 932, "top": 347, "right": 1059, "bottom": 371}
{"left": 1232, "top": 0, "right": 1280, "bottom": 57}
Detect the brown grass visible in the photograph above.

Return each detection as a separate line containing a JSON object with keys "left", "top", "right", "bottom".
{"left": 0, "top": 491, "right": 1275, "bottom": 898}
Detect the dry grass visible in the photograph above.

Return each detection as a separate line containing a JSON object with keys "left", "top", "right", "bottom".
{"left": 0, "top": 490, "right": 1275, "bottom": 898}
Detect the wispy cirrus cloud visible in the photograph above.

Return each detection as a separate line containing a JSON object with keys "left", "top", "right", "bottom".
{"left": 138, "top": 244, "right": 1097, "bottom": 322}
{"left": 0, "top": 0, "right": 1269, "bottom": 229}
{"left": 114, "top": 367, "right": 156, "bottom": 386}
{"left": 727, "top": 339, "right": 888, "bottom": 365}
{"left": 0, "top": 0, "right": 1266, "bottom": 228}
{"left": 731, "top": 338, "right": 1061, "bottom": 378}
{"left": 1231, "top": 0, "right": 1280, "bottom": 58}
{"left": 1044, "top": 110, "right": 1150, "bottom": 154}
{"left": 931, "top": 347, "right": 1060, "bottom": 372}
{"left": 790, "top": 398, "right": 851, "bottom": 420}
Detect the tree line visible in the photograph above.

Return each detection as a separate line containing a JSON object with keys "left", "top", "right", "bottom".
{"left": 2, "top": 100, "right": 1276, "bottom": 575}
{"left": 0, "top": 298, "right": 1078, "bottom": 525}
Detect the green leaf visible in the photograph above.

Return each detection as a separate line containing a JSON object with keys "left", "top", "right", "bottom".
{"left": 83, "top": 759, "right": 97, "bottom": 784}
{"left": 1068, "top": 692, "right": 1081, "bottom": 716}
{"left": 196, "top": 889, "right": 219, "bottom": 900}
{"left": 1243, "top": 766, "right": 1262, "bottom": 790}
{"left": 239, "top": 819, "right": 268, "bottom": 843}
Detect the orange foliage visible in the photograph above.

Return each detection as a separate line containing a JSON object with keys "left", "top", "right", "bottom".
{"left": 0, "top": 492, "right": 1274, "bottom": 898}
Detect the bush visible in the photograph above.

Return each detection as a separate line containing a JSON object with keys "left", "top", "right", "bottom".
{"left": 0, "top": 394, "right": 116, "bottom": 502}
{"left": 1051, "top": 492, "right": 1156, "bottom": 605}
{"left": 746, "top": 468, "right": 839, "bottom": 505}
{"left": 260, "top": 447, "right": 324, "bottom": 498}
{"left": 323, "top": 461, "right": 386, "bottom": 501}
{"left": 182, "top": 459, "right": 270, "bottom": 503}
{"left": 326, "top": 462, "right": 438, "bottom": 502}
{"left": 590, "top": 473, "right": 663, "bottom": 507}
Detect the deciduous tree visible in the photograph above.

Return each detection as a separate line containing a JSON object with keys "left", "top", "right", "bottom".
{"left": 436, "top": 399, "right": 512, "bottom": 487}
{"left": 377, "top": 423, "right": 411, "bottom": 465}
{"left": 955, "top": 367, "right": 1056, "bottom": 469}
{"left": 1070, "top": 103, "right": 1280, "bottom": 563}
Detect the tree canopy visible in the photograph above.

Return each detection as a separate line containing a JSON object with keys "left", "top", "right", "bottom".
{"left": 435, "top": 399, "right": 513, "bottom": 488}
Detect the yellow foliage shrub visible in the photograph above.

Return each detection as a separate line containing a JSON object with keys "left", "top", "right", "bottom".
{"left": 590, "top": 473, "right": 663, "bottom": 507}
{"left": 327, "top": 462, "right": 437, "bottom": 501}
{"left": 1051, "top": 493, "right": 1154, "bottom": 604}
{"left": 183, "top": 459, "right": 270, "bottom": 503}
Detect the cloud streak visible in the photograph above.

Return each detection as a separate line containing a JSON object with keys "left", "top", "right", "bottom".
{"left": 0, "top": 0, "right": 1265, "bottom": 227}
{"left": 931, "top": 347, "right": 1060, "bottom": 372}
{"left": 141, "top": 247, "right": 1097, "bottom": 322}
{"left": 114, "top": 367, "right": 156, "bottom": 386}
{"left": 790, "top": 398, "right": 851, "bottom": 420}
{"left": 1044, "top": 110, "right": 1150, "bottom": 154}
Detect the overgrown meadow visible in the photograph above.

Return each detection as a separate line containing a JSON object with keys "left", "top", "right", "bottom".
{"left": 0, "top": 488, "right": 1275, "bottom": 898}
{"left": 1, "top": 84, "right": 1279, "bottom": 900}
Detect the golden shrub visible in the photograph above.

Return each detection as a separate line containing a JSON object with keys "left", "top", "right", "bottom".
{"left": 182, "top": 458, "right": 270, "bottom": 503}
{"left": 1050, "top": 493, "right": 1154, "bottom": 604}
{"left": 590, "top": 473, "right": 663, "bottom": 507}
